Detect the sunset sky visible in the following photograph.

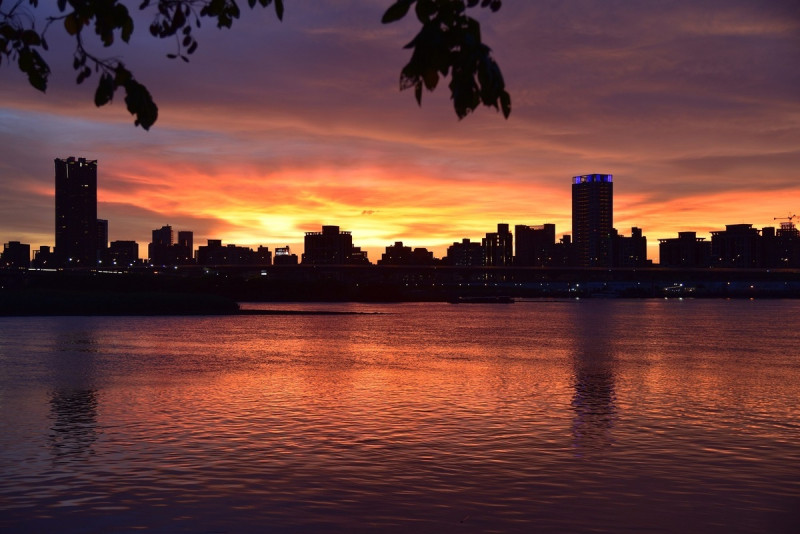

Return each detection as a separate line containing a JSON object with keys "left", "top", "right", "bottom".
{"left": 1, "top": 0, "right": 798, "bottom": 262}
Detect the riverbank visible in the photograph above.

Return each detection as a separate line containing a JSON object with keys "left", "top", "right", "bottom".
{"left": 2, "top": 265, "right": 800, "bottom": 307}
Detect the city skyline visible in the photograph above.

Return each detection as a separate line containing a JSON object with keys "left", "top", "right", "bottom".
{"left": 3, "top": 159, "right": 798, "bottom": 269}
{"left": 1, "top": 2, "right": 798, "bottom": 263}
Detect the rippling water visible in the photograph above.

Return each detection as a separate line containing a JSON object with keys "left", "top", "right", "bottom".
{"left": 1, "top": 299, "right": 798, "bottom": 533}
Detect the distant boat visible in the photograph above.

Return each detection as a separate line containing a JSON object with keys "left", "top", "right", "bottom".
{"left": 449, "top": 296, "right": 515, "bottom": 304}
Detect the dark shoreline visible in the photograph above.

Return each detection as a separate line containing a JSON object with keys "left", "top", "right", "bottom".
{"left": 0, "top": 289, "right": 388, "bottom": 317}
{"left": 2, "top": 264, "right": 800, "bottom": 315}
{"left": 0, "top": 290, "right": 240, "bottom": 317}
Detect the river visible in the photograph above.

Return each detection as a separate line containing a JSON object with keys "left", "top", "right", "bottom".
{"left": 1, "top": 299, "right": 798, "bottom": 532}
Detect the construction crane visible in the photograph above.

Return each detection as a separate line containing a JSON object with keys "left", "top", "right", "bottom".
{"left": 773, "top": 214, "right": 797, "bottom": 233}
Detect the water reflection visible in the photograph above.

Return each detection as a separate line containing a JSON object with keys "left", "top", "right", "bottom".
{"left": 572, "top": 367, "right": 616, "bottom": 452}
{"left": 0, "top": 303, "right": 797, "bottom": 533}
{"left": 49, "top": 389, "right": 99, "bottom": 461}
{"left": 48, "top": 325, "right": 102, "bottom": 462}
{"left": 569, "top": 302, "right": 618, "bottom": 453}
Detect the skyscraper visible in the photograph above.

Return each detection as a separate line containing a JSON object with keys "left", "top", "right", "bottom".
{"left": 55, "top": 157, "right": 98, "bottom": 267}
{"left": 572, "top": 173, "right": 613, "bottom": 267}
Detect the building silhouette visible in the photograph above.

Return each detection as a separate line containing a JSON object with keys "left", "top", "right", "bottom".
{"left": 378, "top": 242, "right": 436, "bottom": 265}
{"left": 483, "top": 224, "right": 513, "bottom": 266}
{"left": 254, "top": 246, "right": 272, "bottom": 265}
{"left": 572, "top": 174, "right": 613, "bottom": 267}
{"left": 1, "top": 241, "right": 30, "bottom": 269}
{"left": 196, "top": 239, "right": 271, "bottom": 266}
{"left": 31, "top": 246, "right": 56, "bottom": 268}
{"left": 148, "top": 225, "right": 173, "bottom": 265}
{"left": 444, "top": 238, "right": 484, "bottom": 266}
{"left": 711, "top": 224, "right": 761, "bottom": 267}
{"left": 612, "top": 227, "right": 648, "bottom": 267}
{"left": 274, "top": 246, "right": 299, "bottom": 265}
{"left": 708, "top": 223, "right": 800, "bottom": 268}
{"left": 763, "top": 223, "right": 800, "bottom": 268}
{"left": 107, "top": 241, "right": 139, "bottom": 267}
{"left": 659, "top": 232, "right": 711, "bottom": 267}
{"left": 96, "top": 219, "right": 108, "bottom": 260}
{"left": 148, "top": 225, "right": 194, "bottom": 265}
{"left": 177, "top": 231, "right": 193, "bottom": 264}
{"left": 302, "top": 225, "right": 369, "bottom": 265}
{"left": 659, "top": 224, "right": 799, "bottom": 269}
{"left": 515, "top": 224, "right": 556, "bottom": 266}
{"left": 552, "top": 235, "right": 576, "bottom": 266}
{"left": 55, "top": 157, "right": 98, "bottom": 267}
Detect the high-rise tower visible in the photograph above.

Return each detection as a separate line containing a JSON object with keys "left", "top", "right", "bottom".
{"left": 55, "top": 157, "right": 98, "bottom": 267}
{"left": 572, "top": 173, "right": 613, "bottom": 267}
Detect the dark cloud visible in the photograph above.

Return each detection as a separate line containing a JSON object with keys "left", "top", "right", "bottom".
{"left": 669, "top": 150, "right": 800, "bottom": 181}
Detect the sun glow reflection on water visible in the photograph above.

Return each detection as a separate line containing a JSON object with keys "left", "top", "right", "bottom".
{"left": 0, "top": 300, "right": 798, "bottom": 533}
